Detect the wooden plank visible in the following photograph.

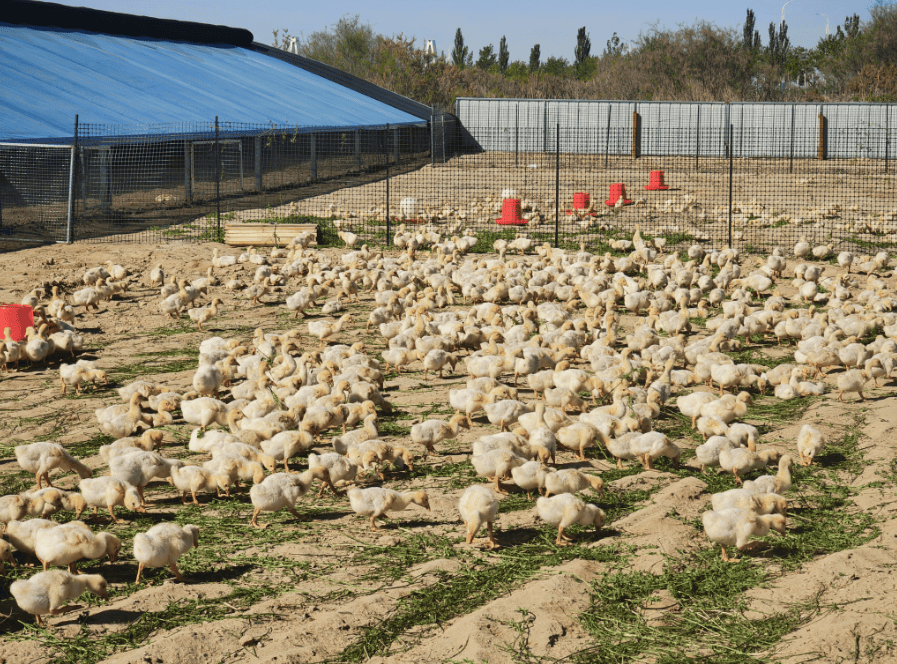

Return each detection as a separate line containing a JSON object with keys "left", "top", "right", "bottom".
{"left": 224, "top": 223, "right": 317, "bottom": 247}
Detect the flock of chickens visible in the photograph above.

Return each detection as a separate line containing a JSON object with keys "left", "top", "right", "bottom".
{"left": 0, "top": 224, "right": 892, "bottom": 629}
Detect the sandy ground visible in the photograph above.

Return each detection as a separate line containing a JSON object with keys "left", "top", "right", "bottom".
{"left": 0, "top": 240, "right": 894, "bottom": 663}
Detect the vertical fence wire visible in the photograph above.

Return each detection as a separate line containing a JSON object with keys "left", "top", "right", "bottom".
{"left": 555, "top": 123, "right": 559, "bottom": 248}
{"left": 214, "top": 116, "right": 221, "bottom": 238}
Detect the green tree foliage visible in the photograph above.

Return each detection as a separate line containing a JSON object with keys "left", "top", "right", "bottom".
{"left": 498, "top": 36, "right": 509, "bottom": 72}
{"left": 451, "top": 28, "right": 469, "bottom": 69}
{"left": 543, "top": 56, "right": 569, "bottom": 77}
{"left": 476, "top": 44, "right": 497, "bottom": 71}
{"left": 275, "top": 7, "right": 897, "bottom": 109}
{"left": 742, "top": 9, "right": 761, "bottom": 50}
{"left": 766, "top": 20, "right": 790, "bottom": 67}
{"left": 574, "top": 27, "right": 595, "bottom": 79}
{"left": 575, "top": 27, "right": 591, "bottom": 66}
{"left": 274, "top": 15, "right": 377, "bottom": 80}
{"left": 604, "top": 32, "right": 625, "bottom": 58}
{"left": 529, "top": 44, "right": 541, "bottom": 72}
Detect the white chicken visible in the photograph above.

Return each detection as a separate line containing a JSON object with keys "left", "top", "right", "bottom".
{"left": 347, "top": 487, "right": 430, "bottom": 531}
{"left": 702, "top": 507, "right": 786, "bottom": 562}
{"left": 536, "top": 493, "right": 605, "bottom": 546}
{"left": 458, "top": 484, "right": 499, "bottom": 549}
{"left": 133, "top": 522, "right": 200, "bottom": 584}
{"left": 34, "top": 522, "right": 121, "bottom": 573}
{"left": 14, "top": 441, "right": 93, "bottom": 490}
{"left": 248, "top": 467, "right": 335, "bottom": 528}
{"left": 11, "top": 570, "right": 107, "bottom": 626}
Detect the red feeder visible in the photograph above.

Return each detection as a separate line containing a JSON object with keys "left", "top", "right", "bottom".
{"left": 644, "top": 170, "right": 670, "bottom": 191}
{"left": 0, "top": 304, "right": 34, "bottom": 341}
{"left": 572, "top": 192, "right": 591, "bottom": 209}
{"left": 605, "top": 183, "right": 633, "bottom": 207}
{"left": 495, "top": 198, "right": 527, "bottom": 225}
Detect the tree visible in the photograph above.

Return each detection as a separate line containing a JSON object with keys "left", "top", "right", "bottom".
{"left": 529, "top": 44, "right": 541, "bottom": 72}
{"left": 604, "top": 32, "right": 625, "bottom": 57}
{"left": 452, "top": 28, "right": 469, "bottom": 68}
{"left": 476, "top": 44, "right": 497, "bottom": 70}
{"left": 742, "top": 8, "right": 761, "bottom": 50}
{"left": 498, "top": 36, "right": 509, "bottom": 72}
{"left": 767, "top": 19, "right": 789, "bottom": 66}
{"left": 575, "top": 26, "right": 591, "bottom": 66}
{"left": 276, "top": 15, "right": 377, "bottom": 80}
{"left": 543, "top": 56, "right": 569, "bottom": 77}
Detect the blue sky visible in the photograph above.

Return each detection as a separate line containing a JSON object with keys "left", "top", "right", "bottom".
{"left": 57, "top": 0, "right": 873, "bottom": 61}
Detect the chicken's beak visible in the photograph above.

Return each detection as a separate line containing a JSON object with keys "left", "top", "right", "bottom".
{"left": 137, "top": 506, "right": 147, "bottom": 513}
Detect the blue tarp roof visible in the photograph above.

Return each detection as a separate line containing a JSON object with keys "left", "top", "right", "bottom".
{"left": 0, "top": 23, "right": 425, "bottom": 143}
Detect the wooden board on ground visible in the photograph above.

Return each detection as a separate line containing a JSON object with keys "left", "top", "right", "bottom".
{"left": 224, "top": 223, "right": 317, "bottom": 247}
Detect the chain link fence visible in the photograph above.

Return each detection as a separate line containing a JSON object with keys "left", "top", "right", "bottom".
{"left": 0, "top": 109, "right": 894, "bottom": 255}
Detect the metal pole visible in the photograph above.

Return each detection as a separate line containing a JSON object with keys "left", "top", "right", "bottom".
{"left": 66, "top": 114, "right": 78, "bottom": 244}
{"left": 515, "top": 105, "right": 519, "bottom": 167}
{"left": 789, "top": 103, "right": 795, "bottom": 173}
{"left": 886, "top": 107, "right": 890, "bottom": 174}
{"left": 555, "top": 123, "right": 560, "bottom": 249}
{"left": 185, "top": 140, "right": 193, "bottom": 203}
{"left": 65, "top": 147, "right": 75, "bottom": 243}
{"left": 310, "top": 133, "right": 317, "bottom": 180}
{"left": 215, "top": 116, "right": 221, "bottom": 235}
{"left": 605, "top": 103, "right": 611, "bottom": 168}
{"left": 254, "top": 136, "right": 262, "bottom": 191}
{"left": 394, "top": 127, "right": 400, "bottom": 163}
{"left": 385, "top": 124, "right": 390, "bottom": 247}
{"left": 728, "top": 124, "right": 734, "bottom": 248}
{"left": 695, "top": 105, "right": 701, "bottom": 171}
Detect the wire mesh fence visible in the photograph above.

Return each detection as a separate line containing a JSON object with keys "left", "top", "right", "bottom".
{"left": 0, "top": 111, "right": 894, "bottom": 255}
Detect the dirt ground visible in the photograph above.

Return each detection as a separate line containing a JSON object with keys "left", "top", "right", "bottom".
{"left": 274, "top": 154, "right": 897, "bottom": 253}
{"left": 0, "top": 239, "right": 894, "bottom": 663}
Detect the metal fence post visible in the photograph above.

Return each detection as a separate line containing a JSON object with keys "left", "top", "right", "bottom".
{"left": 695, "top": 105, "right": 700, "bottom": 171}
{"left": 185, "top": 140, "right": 193, "bottom": 203}
{"left": 310, "top": 133, "right": 317, "bottom": 180}
{"left": 357, "top": 129, "right": 363, "bottom": 170}
{"left": 604, "top": 103, "right": 611, "bottom": 168}
{"left": 385, "top": 123, "right": 391, "bottom": 247}
{"left": 555, "top": 123, "right": 560, "bottom": 249}
{"left": 886, "top": 108, "right": 891, "bottom": 174}
{"left": 728, "top": 124, "right": 734, "bottom": 248}
{"left": 215, "top": 116, "right": 221, "bottom": 235}
{"left": 66, "top": 114, "right": 78, "bottom": 244}
{"left": 789, "top": 103, "right": 795, "bottom": 173}
{"left": 515, "top": 105, "right": 519, "bottom": 168}
{"left": 254, "top": 136, "right": 262, "bottom": 191}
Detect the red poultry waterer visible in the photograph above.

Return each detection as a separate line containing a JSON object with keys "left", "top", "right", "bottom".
{"left": 495, "top": 198, "right": 527, "bottom": 225}
{"left": 0, "top": 304, "right": 34, "bottom": 341}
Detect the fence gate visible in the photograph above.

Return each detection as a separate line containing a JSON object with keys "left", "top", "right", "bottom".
{"left": 0, "top": 142, "right": 74, "bottom": 243}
